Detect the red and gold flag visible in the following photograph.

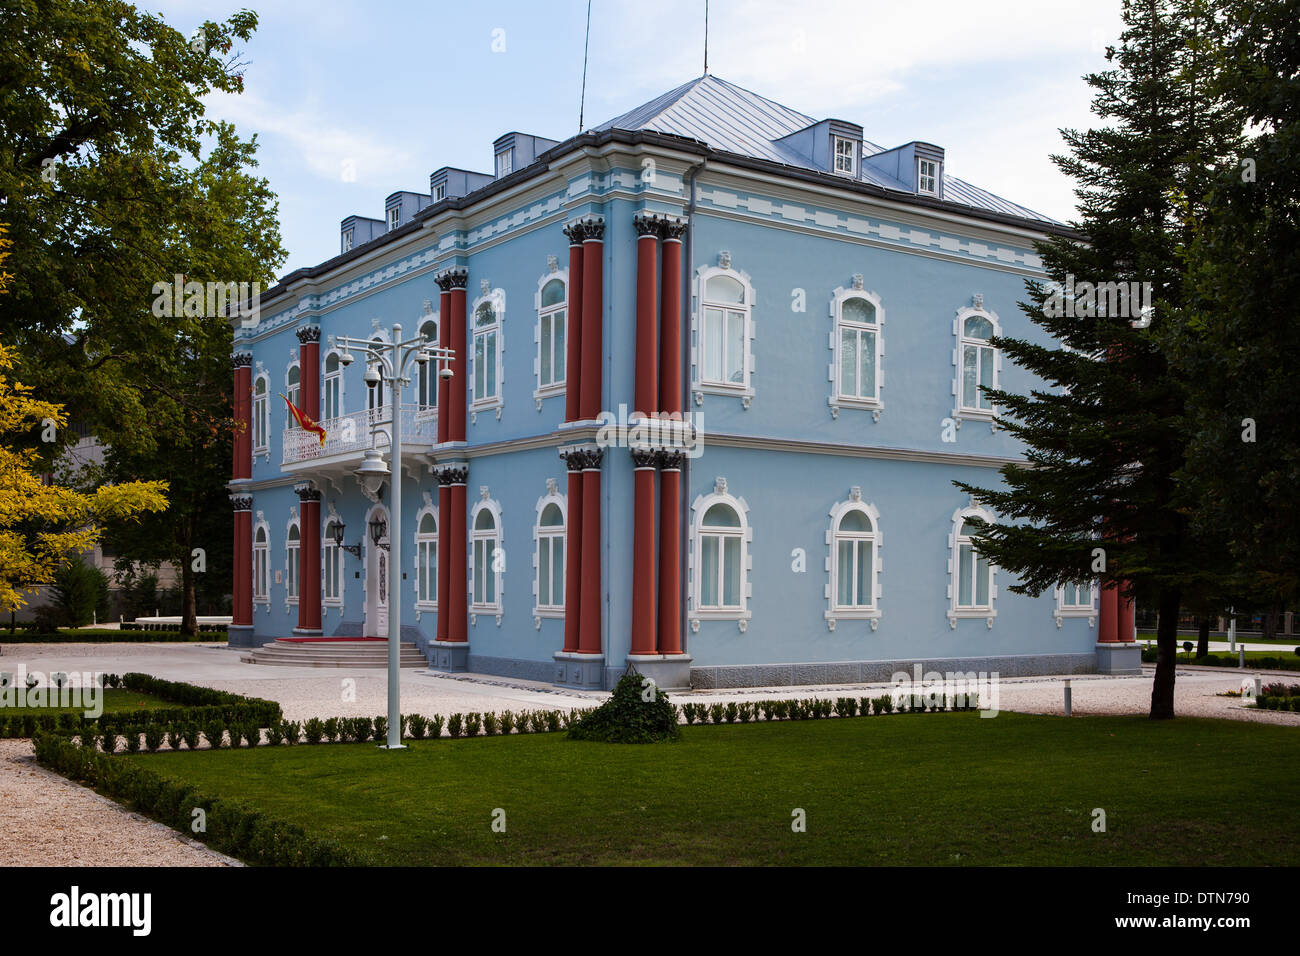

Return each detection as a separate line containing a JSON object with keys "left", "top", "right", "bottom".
{"left": 281, "top": 393, "right": 326, "bottom": 445}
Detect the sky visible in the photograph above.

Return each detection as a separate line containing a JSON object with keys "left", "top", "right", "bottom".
{"left": 148, "top": 0, "right": 1126, "bottom": 277}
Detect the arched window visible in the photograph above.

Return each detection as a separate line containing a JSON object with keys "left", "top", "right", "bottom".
{"left": 537, "top": 275, "right": 567, "bottom": 394}
{"left": 323, "top": 352, "right": 342, "bottom": 421}
{"left": 415, "top": 509, "right": 437, "bottom": 608}
{"left": 690, "top": 480, "right": 752, "bottom": 630}
{"left": 699, "top": 270, "right": 751, "bottom": 390}
{"left": 472, "top": 290, "right": 504, "bottom": 409}
{"left": 416, "top": 318, "right": 439, "bottom": 412}
{"left": 956, "top": 309, "right": 999, "bottom": 415}
{"left": 536, "top": 499, "right": 565, "bottom": 612}
{"left": 323, "top": 517, "right": 344, "bottom": 604}
{"left": 824, "top": 494, "right": 883, "bottom": 630}
{"left": 253, "top": 521, "right": 270, "bottom": 603}
{"left": 285, "top": 364, "right": 300, "bottom": 426}
{"left": 471, "top": 501, "right": 502, "bottom": 611}
{"left": 252, "top": 374, "right": 269, "bottom": 452}
{"left": 948, "top": 505, "right": 997, "bottom": 627}
{"left": 285, "top": 520, "right": 300, "bottom": 604}
{"left": 831, "top": 289, "right": 883, "bottom": 411}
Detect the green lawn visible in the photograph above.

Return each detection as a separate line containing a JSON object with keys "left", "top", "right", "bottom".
{"left": 1, "top": 688, "right": 180, "bottom": 717}
{"left": 127, "top": 713, "right": 1300, "bottom": 866}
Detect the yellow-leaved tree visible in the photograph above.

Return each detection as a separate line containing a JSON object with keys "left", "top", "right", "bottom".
{"left": 0, "top": 224, "right": 169, "bottom": 612}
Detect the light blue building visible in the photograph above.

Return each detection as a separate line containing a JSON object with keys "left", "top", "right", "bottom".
{"left": 227, "top": 75, "right": 1139, "bottom": 690}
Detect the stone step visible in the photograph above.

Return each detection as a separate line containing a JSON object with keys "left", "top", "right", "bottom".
{"left": 240, "top": 639, "right": 427, "bottom": 668}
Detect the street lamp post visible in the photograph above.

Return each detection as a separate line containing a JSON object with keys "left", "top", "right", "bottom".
{"left": 331, "top": 323, "right": 454, "bottom": 749}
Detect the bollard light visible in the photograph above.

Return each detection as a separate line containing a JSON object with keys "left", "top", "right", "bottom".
{"left": 1063, "top": 679, "right": 1072, "bottom": 717}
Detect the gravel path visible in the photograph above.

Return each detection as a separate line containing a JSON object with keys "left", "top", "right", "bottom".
{"left": 0, "top": 739, "right": 237, "bottom": 867}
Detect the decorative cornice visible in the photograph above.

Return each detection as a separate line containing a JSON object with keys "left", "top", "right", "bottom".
{"left": 230, "top": 495, "right": 253, "bottom": 512}
{"left": 435, "top": 267, "right": 468, "bottom": 292}
{"left": 232, "top": 353, "right": 253, "bottom": 369}
{"left": 294, "top": 325, "right": 321, "bottom": 344}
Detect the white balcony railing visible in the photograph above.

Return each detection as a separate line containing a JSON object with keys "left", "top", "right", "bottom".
{"left": 282, "top": 404, "right": 437, "bottom": 465}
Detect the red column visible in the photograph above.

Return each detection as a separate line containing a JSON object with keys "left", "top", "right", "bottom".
{"left": 231, "top": 497, "right": 253, "bottom": 628}
{"left": 232, "top": 357, "right": 252, "bottom": 480}
{"left": 449, "top": 474, "right": 468, "bottom": 643}
{"left": 296, "top": 326, "right": 320, "bottom": 424}
{"left": 659, "top": 220, "right": 685, "bottom": 416}
{"left": 447, "top": 269, "right": 468, "bottom": 442}
{"left": 1118, "top": 586, "right": 1136, "bottom": 643}
{"left": 579, "top": 218, "right": 604, "bottom": 421}
{"left": 436, "top": 280, "right": 453, "bottom": 444}
{"left": 563, "top": 226, "right": 584, "bottom": 423}
{"left": 579, "top": 450, "right": 603, "bottom": 655}
{"left": 1099, "top": 583, "right": 1119, "bottom": 642}
{"left": 562, "top": 463, "right": 584, "bottom": 653}
{"left": 657, "top": 452, "right": 683, "bottom": 655}
{"left": 634, "top": 215, "right": 659, "bottom": 416}
{"left": 295, "top": 487, "right": 322, "bottom": 634}
{"left": 436, "top": 475, "right": 452, "bottom": 644}
{"left": 630, "top": 452, "right": 657, "bottom": 655}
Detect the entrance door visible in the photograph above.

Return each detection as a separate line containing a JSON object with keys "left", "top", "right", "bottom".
{"left": 364, "top": 508, "right": 390, "bottom": 638}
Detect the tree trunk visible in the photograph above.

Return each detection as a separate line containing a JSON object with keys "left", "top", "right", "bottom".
{"left": 1196, "top": 616, "right": 1209, "bottom": 658}
{"left": 1263, "top": 607, "right": 1278, "bottom": 641}
{"left": 180, "top": 533, "right": 198, "bottom": 637}
{"left": 1150, "top": 587, "right": 1182, "bottom": 719}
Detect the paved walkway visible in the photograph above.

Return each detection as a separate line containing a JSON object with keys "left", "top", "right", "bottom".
{"left": 2, "top": 641, "right": 1295, "bottom": 867}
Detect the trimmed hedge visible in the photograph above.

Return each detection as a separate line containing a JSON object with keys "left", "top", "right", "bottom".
{"left": 0, "top": 629, "right": 223, "bottom": 644}
{"left": 1142, "top": 644, "right": 1300, "bottom": 671}
{"left": 32, "top": 732, "right": 367, "bottom": 866}
{"left": 0, "top": 672, "right": 281, "bottom": 739}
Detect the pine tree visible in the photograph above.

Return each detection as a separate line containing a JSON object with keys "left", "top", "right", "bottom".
{"left": 954, "top": 0, "right": 1243, "bottom": 719}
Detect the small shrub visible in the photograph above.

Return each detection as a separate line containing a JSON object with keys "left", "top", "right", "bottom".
{"left": 322, "top": 717, "right": 341, "bottom": 744}
{"left": 101, "top": 729, "right": 118, "bottom": 754}
{"left": 447, "top": 713, "right": 464, "bottom": 738}
{"left": 165, "top": 727, "right": 183, "bottom": 751}
{"left": 244, "top": 725, "right": 260, "bottom": 747}
{"left": 302, "top": 718, "right": 324, "bottom": 745}
{"left": 530, "top": 711, "right": 547, "bottom": 733}
{"left": 282, "top": 720, "right": 301, "bottom": 745}
{"left": 351, "top": 717, "right": 373, "bottom": 743}
{"left": 408, "top": 714, "right": 428, "bottom": 739}
{"left": 545, "top": 711, "right": 561, "bottom": 733}
{"left": 265, "top": 723, "right": 285, "bottom": 747}
{"left": 373, "top": 716, "right": 388, "bottom": 741}
{"left": 482, "top": 712, "right": 499, "bottom": 736}
{"left": 498, "top": 710, "right": 514, "bottom": 734}
{"left": 464, "top": 713, "right": 481, "bottom": 737}
{"left": 123, "top": 728, "right": 143, "bottom": 754}
{"left": 567, "top": 671, "right": 680, "bottom": 744}
{"left": 708, "top": 703, "right": 725, "bottom": 724}
{"left": 428, "top": 714, "right": 445, "bottom": 738}
{"left": 737, "top": 702, "right": 753, "bottom": 723}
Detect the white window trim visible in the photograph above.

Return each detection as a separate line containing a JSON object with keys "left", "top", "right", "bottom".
{"left": 917, "top": 158, "right": 940, "bottom": 196}
{"left": 823, "top": 492, "right": 882, "bottom": 631}
{"left": 833, "top": 136, "right": 858, "bottom": 177}
{"left": 470, "top": 288, "right": 506, "bottom": 419}
{"left": 531, "top": 483, "right": 566, "bottom": 626}
{"left": 284, "top": 510, "right": 300, "bottom": 610}
{"left": 827, "top": 285, "right": 885, "bottom": 420}
{"left": 252, "top": 512, "right": 271, "bottom": 609}
{"left": 322, "top": 507, "right": 345, "bottom": 609}
{"left": 1054, "top": 581, "right": 1098, "bottom": 628}
{"left": 433, "top": 183, "right": 446, "bottom": 202}
{"left": 341, "top": 228, "right": 354, "bottom": 254}
{"left": 469, "top": 491, "right": 504, "bottom": 625}
{"left": 687, "top": 479, "right": 753, "bottom": 632}
{"left": 692, "top": 263, "right": 756, "bottom": 409}
{"left": 252, "top": 371, "right": 270, "bottom": 457}
{"left": 322, "top": 349, "right": 345, "bottom": 422}
{"left": 533, "top": 269, "right": 569, "bottom": 409}
{"left": 946, "top": 503, "right": 997, "bottom": 628}
{"left": 415, "top": 315, "right": 440, "bottom": 421}
{"left": 387, "top": 206, "right": 401, "bottom": 231}
{"left": 285, "top": 361, "right": 301, "bottom": 430}
{"left": 413, "top": 495, "right": 438, "bottom": 615}
{"left": 952, "top": 305, "right": 1001, "bottom": 426}
{"left": 495, "top": 149, "right": 513, "bottom": 178}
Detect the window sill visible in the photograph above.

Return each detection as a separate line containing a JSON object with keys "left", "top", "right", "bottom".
{"left": 829, "top": 396, "right": 883, "bottom": 421}
{"left": 948, "top": 607, "right": 996, "bottom": 629}
{"left": 693, "top": 382, "right": 754, "bottom": 410}
{"left": 533, "top": 385, "right": 564, "bottom": 410}
{"left": 689, "top": 608, "right": 752, "bottom": 633}
{"left": 532, "top": 607, "right": 564, "bottom": 629}
{"left": 825, "top": 607, "right": 881, "bottom": 631}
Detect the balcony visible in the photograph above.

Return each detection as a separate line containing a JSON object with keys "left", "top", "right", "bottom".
{"left": 282, "top": 404, "right": 437, "bottom": 468}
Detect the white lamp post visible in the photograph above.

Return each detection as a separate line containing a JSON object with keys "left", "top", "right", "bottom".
{"left": 332, "top": 324, "right": 454, "bottom": 749}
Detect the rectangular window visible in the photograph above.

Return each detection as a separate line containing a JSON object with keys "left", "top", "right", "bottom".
{"left": 434, "top": 183, "right": 446, "bottom": 201}
{"left": 324, "top": 377, "right": 340, "bottom": 420}
{"left": 388, "top": 206, "right": 401, "bottom": 231}
{"left": 703, "top": 307, "right": 745, "bottom": 386}
{"left": 495, "top": 150, "right": 513, "bottom": 177}
{"left": 918, "top": 159, "right": 939, "bottom": 195}
{"left": 286, "top": 546, "right": 299, "bottom": 599}
{"left": 341, "top": 229, "right": 354, "bottom": 253}
{"left": 962, "top": 344, "right": 994, "bottom": 410}
{"left": 417, "top": 540, "right": 436, "bottom": 604}
{"left": 474, "top": 330, "right": 498, "bottom": 402}
{"left": 538, "top": 536, "right": 564, "bottom": 609}
{"left": 539, "top": 310, "right": 566, "bottom": 389}
{"left": 323, "top": 543, "right": 340, "bottom": 601}
{"left": 834, "top": 136, "right": 856, "bottom": 176}
{"left": 958, "top": 543, "right": 974, "bottom": 607}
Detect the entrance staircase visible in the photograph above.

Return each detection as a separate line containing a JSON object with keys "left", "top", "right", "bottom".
{"left": 240, "top": 638, "right": 427, "bottom": 668}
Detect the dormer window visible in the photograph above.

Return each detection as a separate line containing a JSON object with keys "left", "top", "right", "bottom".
{"left": 341, "top": 229, "right": 354, "bottom": 254}
{"left": 495, "top": 149, "right": 513, "bottom": 178}
{"left": 833, "top": 136, "right": 857, "bottom": 176}
{"left": 433, "top": 182, "right": 446, "bottom": 202}
{"left": 918, "top": 158, "right": 939, "bottom": 196}
{"left": 387, "top": 207, "right": 401, "bottom": 231}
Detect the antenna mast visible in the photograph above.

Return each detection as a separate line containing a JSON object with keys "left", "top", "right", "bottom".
{"left": 578, "top": 0, "right": 593, "bottom": 131}
{"left": 704, "top": 0, "right": 709, "bottom": 74}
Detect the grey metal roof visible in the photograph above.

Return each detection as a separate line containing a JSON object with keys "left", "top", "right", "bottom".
{"left": 596, "top": 74, "right": 1061, "bottom": 226}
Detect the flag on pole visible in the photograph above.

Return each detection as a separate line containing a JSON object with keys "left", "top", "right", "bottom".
{"left": 281, "top": 393, "right": 326, "bottom": 445}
